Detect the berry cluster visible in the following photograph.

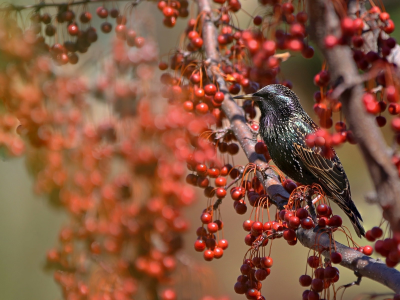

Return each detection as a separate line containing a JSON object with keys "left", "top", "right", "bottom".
{"left": 309, "top": 5, "right": 400, "bottom": 170}
{"left": 157, "top": 0, "right": 189, "bottom": 27}
{"left": 0, "top": 13, "right": 229, "bottom": 298}
{"left": 365, "top": 226, "right": 400, "bottom": 268}
{"left": 24, "top": 4, "right": 150, "bottom": 65}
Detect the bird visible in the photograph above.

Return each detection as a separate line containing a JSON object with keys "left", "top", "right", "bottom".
{"left": 234, "top": 84, "right": 365, "bottom": 238}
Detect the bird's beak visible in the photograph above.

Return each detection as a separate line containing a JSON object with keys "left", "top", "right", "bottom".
{"left": 233, "top": 94, "right": 260, "bottom": 101}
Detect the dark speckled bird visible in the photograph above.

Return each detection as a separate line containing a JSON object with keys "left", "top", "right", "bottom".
{"left": 234, "top": 84, "right": 365, "bottom": 237}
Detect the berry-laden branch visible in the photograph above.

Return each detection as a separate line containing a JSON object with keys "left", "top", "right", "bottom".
{"left": 198, "top": 0, "right": 290, "bottom": 209}
{"left": 347, "top": 0, "right": 400, "bottom": 73}
{"left": 297, "top": 228, "right": 400, "bottom": 293}
{"left": 307, "top": 0, "right": 400, "bottom": 233}
{"left": 198, "top": 0, "right": 400, "bottom": 293}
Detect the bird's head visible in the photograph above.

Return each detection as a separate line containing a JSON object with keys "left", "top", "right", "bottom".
{"left": 234, "top": 84, "right": 303, "bottom": 118}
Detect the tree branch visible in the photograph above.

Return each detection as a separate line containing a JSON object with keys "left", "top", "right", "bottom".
{"left": 198, "top": 0, "right": 400, "bottom": 293}
{"left": 307, "top": 0, "right": 400, "bottom": 233}
{"left": 198, "top": 0, "right": 290, "bottom": 209}
{"left": 298, "top": 228, "right": 400, "bottom": 293}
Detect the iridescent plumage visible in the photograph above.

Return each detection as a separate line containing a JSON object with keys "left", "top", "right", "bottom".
{"left": 235, "top": 84, "right": 365, "bottom": 237}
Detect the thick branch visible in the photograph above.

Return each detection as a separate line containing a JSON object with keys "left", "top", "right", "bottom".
{"left": 199, "top": 0, "right": 400, "bottom": 292}
{"left": 298, "top": 228, "right": 400, "bottom": 293}
{"left": 308, "top": 0, "right": 400, "bottom": 232}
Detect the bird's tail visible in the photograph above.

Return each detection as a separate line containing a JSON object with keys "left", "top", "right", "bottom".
{"left": 335, "top": 197, "right": 365, "bottom": 238}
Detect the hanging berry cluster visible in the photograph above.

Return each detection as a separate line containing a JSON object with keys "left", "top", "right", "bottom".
{"left": 11, "top": 2, "right": 153, "bottom": 65}
{"left": 0, "top": 8, "right": 232, "bottom": 299}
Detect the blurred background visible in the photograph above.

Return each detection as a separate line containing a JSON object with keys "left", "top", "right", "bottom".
{"left": 0, "top": 0, "right": 400, "bottom": 299}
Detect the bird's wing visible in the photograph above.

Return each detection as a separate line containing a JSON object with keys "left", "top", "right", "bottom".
{"left": 292, "top": 143, "right": 347, "bottom": 196}
{"left": 293, "top": 142, "right": 365, "bottom": 237}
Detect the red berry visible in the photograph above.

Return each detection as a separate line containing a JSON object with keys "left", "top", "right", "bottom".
{"left": 324, "top": 35, "right": 338, "bottom": 48}
{"left": 235, "top": 201, "right": 247, "bottom": 214}
{"left": 196, "top": 164, "right": 208, "bottom": 175}
{"left": 371, "top": 226, "right": 383, "bottom": 239}
{"left": 283, "top": 228, "right": 296, "bottom": 241}
{"left": 196, "top": 103, "right": 209, "bottom": 114}
{"left": 308, "top": 290, "right": 320, "bottom": 300}
{"left": 183, "top": 101, "right": 193, "bottom": 112}
{"left": 80, "top": 12, "right": 92, "bottom": 23}
{"left": 207, "top": 222, "right": 219, "bottom": 233}
{"left": 213, "top": 247, "right": 224, "bottom": 259}
{"left": 200, "top": 212, "right": 212, "bottom": 224}
{"left": 386, "top": 86, "right": 399, "bottom": 103}
{"left": 302, "top": 46, "right": 314, "bottom": 59}
{"left": 311, "top": 278, "right": 324, "bottom": 292}
{"left": 318, "top": 217, "right": 328, "bottom": 228}
{"left": 296, "top": 208, "right": 308, "bottom": 219}
{"left": 307, "top": 255, "right": 320, "bottom": 268}
{"left": 384, "top": 20, "right": 395, "bottom": 34}
{"left": 191, "top": 37, "right": 203, "bottom": 48}
{"left": 215, "top": 177, "right": 227, "bottom": 187}
{"left": 282, "top": 2, "right": 294, "bottom": 14}
{"left": 218, "top": 239, "right": 228, "bottom": 249}
{"left": 263, "top": 221, "right": 272, "bottom": 231}
{"left": 96, "top": 7, "right": 109, "bottom": 18}
{"left": 68, "top": 24, "right": 79, "bottom": 36}
{"left": 380, "top": 12, "right": 390, "bottom": 21}
{"left": 214, "top": 91, "right": 225, "bottom": 103}
{"left": 194, "top": 239, "right": 206, "bottom": 252}
{"left": 316, "top": 204, "right": 329, "bottom": 215}
{"left": 161, "top": 289, "right": 176, "bottom": 300}
{"left": 234, "top": 281, "right": 246, "bottom": 294}
{"left": 363, "top": 245, "right": 373, "bottom": 256}
{"left": 261, "top": 256, "right": 273, "bottom": 268}
{"left": 283, "top": 180, "right": 297, "bottom": 193}
{"left": 196, "top": 227, "right": 207, "bottom": 237}
{"left": 301, "top": 217, "right": 314, "bottom": 229}
{"left": 341, "top": 17, "right": 355, "bottom": 36}
{"left": 330, "top": 252, "right": 342, "bottom": 264}
{"left": 255, "top": 268, "right": 268, "bottom": 281}
{"left": 197, "top": 176, "right": 209, "bottom": 188}
{"left": 289, "top": 216, "right": 300, "bottom": 229}
{"left": 216, "top": 187, "right": 226, "bottom": 198}
{"left": 162, "top": 6, "right": 174, "bottom": 17}
{"left": 328, "top": 215, "right": 342, "bottom": 227}
{"left": 101, "top": 22, "right": 112, "bottom": 33}
{"left": 299, "top": 274, "right": 312, "bottom": 286}
{"left": 204, "top": 84, "right": 217, "bottom": 96}
{"left": 253, "top": 15, "right": 262, "bottom": 26}
{"left": 365, "top": 230, "right": 376, "bottom": 242}
{"left": 324, "top": 266, "right": 337, "bottom": 279}
{"left": 251, "top": 221, "right": 263, "bottom": 236}
{"left": 392, "top": 118, "right": 400, "bottom": 132}
{"left": 203, "top": 249, "right": 214, "bottom": 261}
{"left": 296, "top": 11, "right": 308, "bottom": 23}
{"left": 376, "top": 116, "right": 387, "bottom": 127}
{"left": 243, "top": 219, "right": 254, "bottom": 231}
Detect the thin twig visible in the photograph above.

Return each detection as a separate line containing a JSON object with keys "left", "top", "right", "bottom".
{"left": 0, "top": 0, "right": 142, "bottom": 12}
